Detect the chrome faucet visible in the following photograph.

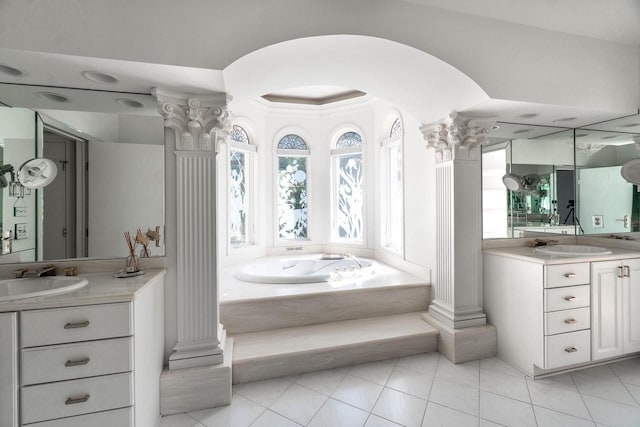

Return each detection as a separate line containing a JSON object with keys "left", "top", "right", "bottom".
{"left": 12, "top": 264, "right": 56, "bottom": 278}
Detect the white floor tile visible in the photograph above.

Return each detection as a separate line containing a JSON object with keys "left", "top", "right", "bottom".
{"left": 233, "top": 377, "right": 293, "bottom": 407}
{"left": 372, "top": 387, "right": 427, "bottom": 427}
{"left": 428, "top": 377, "right": 479, "bottom": 417}
{"left": 479, "top": 357, "right": 524, "bottom": 378}
{"left": 527, "top": 379, "right": 591, "bottom": 420}
{"left": 531, "top": 373, "right": 578, "bottom": 392}
{"left": 479, "top": 391, "right": 536, "bottom": 427}
{"left": 308, "top": 398, "right": 369, "bottom": 427}
{"left": 611, "top": 358, "right": 640, "bottom": 386}
{"left": 396, "top": 352, "right": 440, "bottom": 375}
{"left": 349, "top": 359, "right": 396, "bottom": 385}
{"left": 386, "top": 365, "right": 434, "bottom": 399}
{"left": 533, "top": 406, "right": 597, "bottom": 427}
{"left": 572, "top": 372, "right": 637, "bottom": 406}
{"left": 159, "top": 413, "right": 205, "bottom": 427}
{"left": 250, "top": 410, "right": 302, "bottom": 427}
{"left": 480, "top": 369, "right": 530, "bottom": 403}
{"left": 422, "top": 402, "right": 478, "bottom": 427}
{"left": 364, "top": 414, "right": 404, "bottom": 427}
{"left": 625, "top": 383, "right": 640, "bottom": 405}
{"left": 269, "top": 384, "right": 328, "bottom": 426}
{"left": 435, "top": 357, "right": 480, "bottom": 388}
{"left": 295, "top": 368, "right": 348, "bottom": 395}
{"left": 574, "top": 364, "right": 619, "bottom": 381}
{"left": 331, "top": 374, "right": 384, "bottom": 411}
{"left": 199, "top": 394, "right": 265, "bottom": 427}
{"left": 479, "top": 419, "right": 505, "bottom": 427}
{"left": 582, "top": 394, "right": 640, "bottom": 427}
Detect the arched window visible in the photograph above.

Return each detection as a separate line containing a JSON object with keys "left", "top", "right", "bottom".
{"left": 332, "top": 130, "right": 364, "bottom": 242}
{"left": 380, "top": 117, "right": 403, "bottom": 252}
{"left": 228, "top": 125, "right": 256, "bottom": 247}
{"left": 277, "top": 134, "right": 310, "bottom": 240}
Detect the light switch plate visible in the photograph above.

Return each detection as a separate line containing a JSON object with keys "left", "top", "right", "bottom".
{"left": 13, "top": 207, "right": 27, "bottom": 217}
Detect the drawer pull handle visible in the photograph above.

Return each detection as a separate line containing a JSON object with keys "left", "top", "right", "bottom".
{"left": 65, "top": 394, "right": 90, "bottom": 405}
{"left": 564, "top": 347, "right": 578, "bottom": 353}
{"left": 564, "top": 296, "right": 577, "bottom": 302}
{"left": 65, "top": 357, "right": 90, "bottom": 367}
{"left": 564, "top": 273, "right": 577, "bottom": 278}
{"left": 564, "top": 318, "right": 577, "bottom": 324}
{"left": 64, "top": 320, "right": 90, "bottom": 329}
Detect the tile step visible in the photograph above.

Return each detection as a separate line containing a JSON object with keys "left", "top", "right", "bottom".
{"left": 231, "top": 312, "right": 438, "bottom": 384}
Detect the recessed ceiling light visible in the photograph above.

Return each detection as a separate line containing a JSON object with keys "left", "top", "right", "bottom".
{"left": 116, "top": 98, "right": 144, "bottom": 109}
{"left": 36, "top": 92, "right": 69, "bottom": 103}
{"left": 576, "top": 133, "right": 589, "bottom": 138}
{"left": 513, "top": 128, "right": 532, "bottom": 134}
{"left": 553, "top": 117, "right": 577, "bottom": 123}
{"left": 616, "top": 123, "right": 640, "bottom": 128}
{"left": 0, "top": 64, "right": 25, "bottom": 77}
{"left": 81, "top": 70, "right": 119, "bottom": 84}
{"left": 601, "top": 135, "right": 618, "bottom": 140}
{"left": 517, "top": 113, "right": 539, "bottom": 119}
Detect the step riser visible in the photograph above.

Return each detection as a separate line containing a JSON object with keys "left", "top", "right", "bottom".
{"left": 222, "top": 285, "right": 430, "bottom": 334}
{"left": 232, "top": 334, "right": 437, "bottom": 384}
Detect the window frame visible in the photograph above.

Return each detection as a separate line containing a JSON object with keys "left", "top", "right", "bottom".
{"left": 379, "top": 117, "right": 404, "bottom": 254}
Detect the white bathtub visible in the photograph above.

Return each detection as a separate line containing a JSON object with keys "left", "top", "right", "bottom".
{"left": 234, "top": 255, "right": 373, "bottom": 284}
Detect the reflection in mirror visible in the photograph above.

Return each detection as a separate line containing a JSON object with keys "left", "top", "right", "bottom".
{"left": 576, "top": 114, "right": 640, "bottom": 237}
{"left": 482, "top": 124, "right": 575, "bottom": 239}
{"left": 0, "top": 85, "right": 165, "bottom": 264}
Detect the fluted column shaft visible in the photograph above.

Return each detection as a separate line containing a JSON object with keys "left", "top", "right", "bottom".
{"left": 421, "top": 112, "right": 496, "bottom": 329}
{"left": 153, "top": 89, "right": 231, "bottom": 369}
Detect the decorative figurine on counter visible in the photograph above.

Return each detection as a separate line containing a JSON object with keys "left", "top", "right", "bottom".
{"left": 113, "top": 230, "right": 147, "bottom": 278}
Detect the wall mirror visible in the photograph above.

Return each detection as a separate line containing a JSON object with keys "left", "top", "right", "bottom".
{"left": 482, "top": 123, "right": 575, "bottom": 239}
{"left": 575, "top": 113, "right": 640, "bottom": 236}
{"left": 0, "top": 83, "right": 164, "bottom": 264}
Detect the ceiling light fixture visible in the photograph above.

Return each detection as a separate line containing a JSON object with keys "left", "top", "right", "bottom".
{"left": 575, "top": 133, "right": 589, "bottom": 138}
{"left": 513, "top": 128, "right": 532, "bottom": 134}
{"left": 616, "top": 123, "right": 640, "bottom": 129}
{"left": 517, "top": 113, "right": 539, "bottom": 119}
{"left": 81, "top": 70, "right": 119, "bottom": 84}
{"left": 116, "top": 98, "right": 145, "bottom": 109}
{"left": 36, "top": 92, "right": 70, "bottom": 103}
{"left": 0, "top": 64, "right": 25, "bottom": 77}
{"left": 601, "top": 135, "right": 618, "bottom": 140}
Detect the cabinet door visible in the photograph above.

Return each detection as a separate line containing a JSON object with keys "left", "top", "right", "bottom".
{"left": 0, "top": 312, "right": 18, "bottom": 427}
{"left": 623, "top": 259, "right": 640, "bottom": 353}
{"left": 591, "top": 260, "right": 624, "bottom": 360}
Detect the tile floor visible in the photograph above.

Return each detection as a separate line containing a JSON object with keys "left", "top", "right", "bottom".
{"left": 160, "top": 354, "right": 640, "bottom": 427}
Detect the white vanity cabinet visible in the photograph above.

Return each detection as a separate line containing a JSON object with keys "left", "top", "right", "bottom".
{"left": 591, "top": 258, "right": 640, "bottom": 360}
{"left": 484, "top": 254, "right": 592, "bottom": 376}
{"left": 0, "top": 312, "right": 18, "bottom": 427}
{"left": 0, "top": 270, "right": 165, "bottom": 427}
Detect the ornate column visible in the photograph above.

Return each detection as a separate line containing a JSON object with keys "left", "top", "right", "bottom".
{"left": 420, "top": 112, "right": 496, "bottom": 329}
{"left": 153, "top": 89, "right": 231, "bottom": 370}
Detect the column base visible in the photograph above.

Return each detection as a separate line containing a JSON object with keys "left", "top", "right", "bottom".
{"left": 169, "top": 326, "right": 226, "bottom": 370}
{"left": 428, "top": 303, "right": 487, "bottom": 329}
{"left": 422, "top": 313, "right": 496, "bottom": 363}
{"left": 160, "top": 338, "right": 233, "bottom": 415}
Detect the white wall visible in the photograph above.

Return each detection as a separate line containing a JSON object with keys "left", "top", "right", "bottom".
{"left": 578, "top": 166, "right": 633, "bottom": 234}
{"left": 0, "top": 0, "right": 637, "bottom": 113}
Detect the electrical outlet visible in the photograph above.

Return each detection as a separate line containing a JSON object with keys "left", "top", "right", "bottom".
{"left": 592, "top": 214, "right": 604, "bottom": 228}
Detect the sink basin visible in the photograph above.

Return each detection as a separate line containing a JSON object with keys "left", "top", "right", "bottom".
{"left": 0, "top": 276, "right": 88, "bottom": 302}
{"left": 534, "top": 245, "right": 612, "bottom": 256}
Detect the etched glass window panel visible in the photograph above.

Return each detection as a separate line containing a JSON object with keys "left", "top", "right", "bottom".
{"left": 229, "top": 150, "right": 247, "bottom": 246}
{"left": 336, "top": 132, "right": 363, "bottom": 149}
{"left": 278, "top": 156, "right": 308, "bottom": 239}
{"left": 336, "top": 154, "right": 363, "bottom": 240}
{"left": 387, "top": 144, "right": 403, "bottom": 250}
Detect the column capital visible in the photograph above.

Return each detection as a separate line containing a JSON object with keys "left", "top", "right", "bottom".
{"left": 152, "top": 88, "right": 232, "bottom": 152}
{"left": 420, "top": 111, "right": 497, "bottom": 162}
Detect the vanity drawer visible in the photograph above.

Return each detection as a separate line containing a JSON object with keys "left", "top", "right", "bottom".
{"left": 23, "top": 407, "right": 132, "bottom": 427}
{"left": 21, "top": 337, "right": 132, "bottom": 386}
{"left": 545, "top": 263, "right": 590, "bottom": 288}
{"left": 21, "top": 372, "right": 132, "bottom": 424}
{"left": 21, "top": 303, "right": 132, "bottom": 347}
{"left": 544, "top": 285, "right": 590, "bottom": 312}
{"left": 544, "top": 330, "right": 591, "bottom": 369}
{"left": 544, "top": 307, "right": 591, "bottom": 335}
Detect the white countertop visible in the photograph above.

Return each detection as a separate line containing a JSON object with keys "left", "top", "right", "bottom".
{"left": 483, "top": 245, "right": 640, "bottom": 265}
{"left": 0, "top": 269, "right": 166, "bottom": 312}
